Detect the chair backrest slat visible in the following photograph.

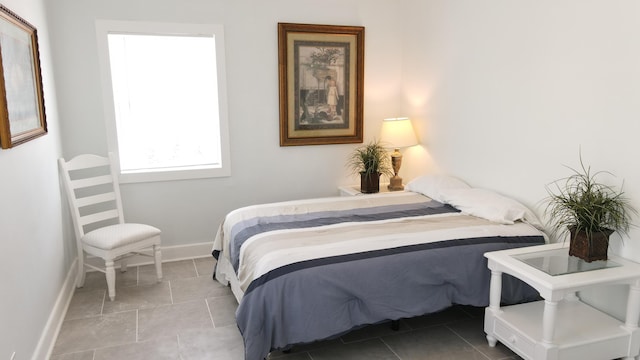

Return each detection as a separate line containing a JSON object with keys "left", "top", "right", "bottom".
{"left": 79, "top": 209, "right": 120, "bottom": 227}
{"left": 76, "top": 192, "right": 117, "bottom": 208}
{"left": 70, "top": 174, "right": 113, "bottom": 190}
{"left": 64, "top": 154, "right": 110, "bottom": 171}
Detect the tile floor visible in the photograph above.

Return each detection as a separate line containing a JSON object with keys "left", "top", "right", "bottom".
{"left": 50, "top": 257, "right": 522, "bottom": 360}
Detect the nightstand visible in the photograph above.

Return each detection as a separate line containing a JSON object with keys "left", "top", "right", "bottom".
{"left": 338, "top": 184, "right": 401, "bottom": 196}
{"left": 484, "top": 242, "right": 640, "bottom": 360}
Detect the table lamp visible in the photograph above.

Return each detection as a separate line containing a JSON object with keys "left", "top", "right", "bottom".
{"left": 379, "top": 117, "right": 418, "bottom": 191}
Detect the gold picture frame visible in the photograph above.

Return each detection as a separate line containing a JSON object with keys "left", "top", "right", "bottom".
{"left": 0, "top": 5, "right": 46, "bottom": 149}
{"left": 278, "top": 23, "right": 364, "bottom": 146}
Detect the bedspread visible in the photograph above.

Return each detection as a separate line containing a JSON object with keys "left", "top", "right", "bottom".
{"left": 213, "top": 192, "right": 545, "bottom": 360}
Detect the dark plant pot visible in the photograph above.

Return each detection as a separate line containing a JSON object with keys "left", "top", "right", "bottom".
{"left": 360, "top": 172, "right": 380, "bottom": 193}
{"left": 569, "top": 228, "right": 614, "bottom": 262}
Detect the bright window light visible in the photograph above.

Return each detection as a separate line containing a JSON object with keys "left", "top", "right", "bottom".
{"left": 96, "top": 21, "right": 230, "bottom": 183}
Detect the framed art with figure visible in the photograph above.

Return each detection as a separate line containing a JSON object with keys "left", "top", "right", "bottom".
{"left": 0, "top": 4, "right": 47, "bottom": 149}
{"left": 278, "top": 23, "right": 364, "bottom": 146}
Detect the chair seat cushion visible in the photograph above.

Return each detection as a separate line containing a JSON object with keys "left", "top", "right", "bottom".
{"left": 82, "top": 223, "right": 161, "bottom": 250}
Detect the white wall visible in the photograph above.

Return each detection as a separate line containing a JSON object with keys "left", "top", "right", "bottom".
{"left": 402, "top": 0, "right": 640, "bottom": 257}
{"left": 0, "top": 0, "right": 68, "bottom": 359}
{"left": 47, "top": 0, "right": 406, "bottom": 249}
{"left": 400, "top": 0, "right": 640, "bottom": 318}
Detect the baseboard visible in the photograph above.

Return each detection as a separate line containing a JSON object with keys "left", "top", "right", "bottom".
{"left": 34, "top": 241, "right": 214, "bottom": 360}
{"left": 32, "top": 258, "right": 78, "bottom": 360}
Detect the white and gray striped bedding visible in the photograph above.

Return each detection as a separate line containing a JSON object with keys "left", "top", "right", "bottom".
{"left": 212, "top": 192, "right": 545, "bottom": 360}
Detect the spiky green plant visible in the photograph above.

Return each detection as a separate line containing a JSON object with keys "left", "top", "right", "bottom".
{"left": 545, "top": 156, "right": 636, "bottom": 244}
{"left": 346, "top": 139, "right": 393, "bottom": 180}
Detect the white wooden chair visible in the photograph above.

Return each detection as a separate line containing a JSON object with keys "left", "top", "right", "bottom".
{"left": 58, "top": 153, "right": 162, "bottom": 301}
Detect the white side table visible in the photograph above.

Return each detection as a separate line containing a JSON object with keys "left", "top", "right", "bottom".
{"left": 484, "top": 242, "right": 640, "bottom": 360}
{"left": 338, "top": 184, "right": 401, "bottom": 196}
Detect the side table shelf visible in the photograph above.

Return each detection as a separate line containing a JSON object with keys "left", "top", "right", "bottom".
{"left": 490, "top": 300, "right": 630, "bottom": 359}
{"left": 484, "top": 243, "right": 640, "bottom": 360}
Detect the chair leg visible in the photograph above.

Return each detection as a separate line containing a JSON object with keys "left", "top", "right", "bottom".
{"left": 106, "top": 260, "right": 116, "bottom": 301}
{"left": 120, "top": 258, "right": 128, "bottom": 273}
{"left": 76, "top": 254, "right": 86, "bottom": 288}
{"left": 154, "top": 245, "right": 163, "bottom": 282}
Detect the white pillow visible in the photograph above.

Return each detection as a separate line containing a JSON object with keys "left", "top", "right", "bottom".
{"left": 405, "top": 174, "right": 471, "bottom": 203}
{"left": 441, "top": 188, "right": 542, "bottom": 227}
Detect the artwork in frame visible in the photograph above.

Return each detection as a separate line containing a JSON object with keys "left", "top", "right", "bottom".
{"left": 278, "top": 23, "right": 364, "bottom": 146}
{"left": 0, "top": 4, "right": 46, "bottom": 149}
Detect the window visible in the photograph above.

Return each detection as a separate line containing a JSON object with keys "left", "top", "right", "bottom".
{"left": 95, "top": 21, "right": 230, "bottom": 183}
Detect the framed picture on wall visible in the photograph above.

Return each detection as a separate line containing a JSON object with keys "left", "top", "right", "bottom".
{"left": 0, "top": 4, "right": 46, "bottom": 149}
{"left": 278, "top": 23, "right": 364, "bottom": 146}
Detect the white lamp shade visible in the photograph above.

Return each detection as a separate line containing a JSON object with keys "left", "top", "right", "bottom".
{"left": 380, "top": 117, "right": 418, "bottom": 148}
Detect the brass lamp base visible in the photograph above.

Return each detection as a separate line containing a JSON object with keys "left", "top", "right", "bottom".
{"left": 388, "top": 175, "right": 404, "bottom": 191}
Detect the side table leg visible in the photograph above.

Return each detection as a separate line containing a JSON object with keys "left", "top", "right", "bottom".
{"left": 486, "top": 270, "right": 502, "bottom": 347}
{"left": 489, "top": 270, "right": 502, "bottom": 312}
{"left": 542, "top": 299, "right": 558, "bottom": 345}
{"left": 623, "top": 281, "right": 640, "bottom": 360}
{"left": 624, "top": 282, "right": 640, "bottom": 331}
{"left": 486, "top": 335, "right": 497, "bottom": 347}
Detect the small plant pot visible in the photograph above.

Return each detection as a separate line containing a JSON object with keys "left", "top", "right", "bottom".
{"left": 360, "top": 172, "right": 380, "bottom": 194}
{"left": 569, "top": 228, "right": 614, "bottom": 262}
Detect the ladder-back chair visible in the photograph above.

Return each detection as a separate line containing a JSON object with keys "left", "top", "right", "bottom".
{"left": 58, "top": 153, "right": 162, "bottom": 300}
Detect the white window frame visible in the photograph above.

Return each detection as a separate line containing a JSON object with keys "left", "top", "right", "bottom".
{"left": 95, "top": 20, "right": 231, "bottom": 183}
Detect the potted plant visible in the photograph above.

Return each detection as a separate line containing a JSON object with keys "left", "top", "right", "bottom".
{"left": 347, "top": 140, "right": 393, "bottom": 193}
{"left": 545, "top": 156, "right": 636, "bottom": 262}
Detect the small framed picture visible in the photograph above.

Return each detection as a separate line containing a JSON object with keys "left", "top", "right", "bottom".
{"left": 0, "top": 5, "right": 46, "bottom": 149}
{"left": 278, "top": 23, "right": 364, "bottom": 146}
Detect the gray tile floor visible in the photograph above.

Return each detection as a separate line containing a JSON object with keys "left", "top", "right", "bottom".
{"left": 51, "top": 257, "right": 522, "bottom": 360}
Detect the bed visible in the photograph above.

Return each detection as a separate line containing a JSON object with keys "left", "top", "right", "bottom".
{"left": 212, "top": 175, "right": 547, "bottom": 360}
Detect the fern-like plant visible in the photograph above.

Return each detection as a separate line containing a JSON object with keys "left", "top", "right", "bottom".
{"left": 545, "top": 156, "right": 635, "bottom": 242}
{"left": 346, "top": 140, "right": 393, "bottom": 179}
